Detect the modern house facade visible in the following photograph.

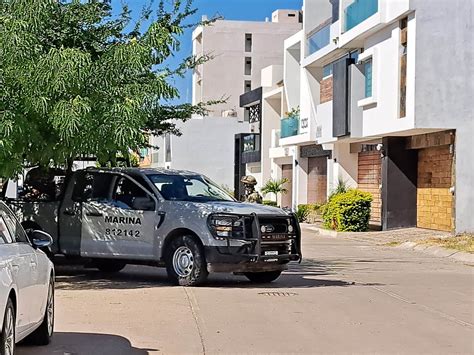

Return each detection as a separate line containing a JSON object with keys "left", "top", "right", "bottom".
{"left": 276, "top": 0, "right": 473, "bottom": 233}
{"left": 149, "top": 11, "right": 302, "bottom": 189}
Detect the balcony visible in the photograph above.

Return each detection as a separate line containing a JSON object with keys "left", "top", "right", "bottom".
{"left": 307, "top": 22, "right": 331, "bottom": 56}
{"left": 344, "top": 0, "right": 378, "bottom": 32}
{"left": 281, "top": 116, "right": 299, "bottom": 138}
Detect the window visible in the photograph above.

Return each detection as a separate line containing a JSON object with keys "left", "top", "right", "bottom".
{"left": 399, "top": 17, "right": 408, "bottom": 117}
{"left": 72, "top": 172, "right": 114, "bottom": 202}
{"left": 0, "top": 211, "right": 29, "bottom": 243}
{"left": 245, "top": 33, "right": 252, "bottom": 52}
{"left": 244, "top": 80, "right": 251, "bottom": 93}
{"left": 112, "top": 177, "right": 155, "bottom": 211}
{"left": 323, "top": 64, "right": 333, "bottom": 78}
{"left": 244, "top": 57, "right": 252, "bottom": 75}
{"left": 364, "top": 59, "right": 373, "bottom": 98}
{"left": 165, "top": 134, "right": 172, "bottom": 163}
{"left": 148, "top": 174, "right": 234, "bottom": 202}
{"left": 0, "top": 216, "right": 13, "bottom": 244}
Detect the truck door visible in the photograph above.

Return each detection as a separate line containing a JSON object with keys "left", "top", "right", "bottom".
{"left": 58, "top": 172, "right": 89, "bottom": 256}
{"left": 80, "top": 174, "right": 158, "bottom": 260}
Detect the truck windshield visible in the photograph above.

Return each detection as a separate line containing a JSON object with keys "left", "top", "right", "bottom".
{"left": 147, "top": 174, "right": 235, "bottom": 202}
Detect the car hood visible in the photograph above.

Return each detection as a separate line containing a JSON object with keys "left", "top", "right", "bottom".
{"left": 204, "top": 201, "right": 290, "bottom": 216}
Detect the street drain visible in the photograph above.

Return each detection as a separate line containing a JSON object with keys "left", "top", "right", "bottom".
{"left": 258, "top": 291, "right": 298, "bottom": 297}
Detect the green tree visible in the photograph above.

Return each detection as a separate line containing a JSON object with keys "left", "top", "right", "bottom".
{"left": 0, "top": 0, "right": 217, "bottom": 178}
{"left": 261, "top": 178, "right": 289, "bottom": 203}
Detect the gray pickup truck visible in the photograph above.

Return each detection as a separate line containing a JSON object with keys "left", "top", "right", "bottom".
{"left": 4, "top": 168, "right": 301, "bottom": 285}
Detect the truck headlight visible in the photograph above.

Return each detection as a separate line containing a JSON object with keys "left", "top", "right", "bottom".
{"left": 208, "top": 214, "right": 246, "bottom": 240}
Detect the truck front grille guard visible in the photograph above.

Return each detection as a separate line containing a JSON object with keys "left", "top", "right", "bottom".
{"left": 210, "top": 212, "right": 302, "bottom": 263}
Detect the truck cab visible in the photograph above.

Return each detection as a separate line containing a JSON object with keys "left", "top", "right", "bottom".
{"left": 4, "top": 167, "right": 301, "bottom": 285}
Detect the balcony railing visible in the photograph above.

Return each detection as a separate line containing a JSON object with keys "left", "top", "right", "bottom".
{"left": 344, "top": 0, "right": 378, "bottom": 32}
{"left": 281, "top": 117, "right": 299, "bottom": 138}
{"left": 307, "top": 23, "right": 331, "bottom": 56}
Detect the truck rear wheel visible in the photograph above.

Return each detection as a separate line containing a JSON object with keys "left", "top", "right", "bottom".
{"left": 165, "top": 235, "right": 208, "bottom": 286}
{"left": 244, "top": 271, "right": 282, "bottom": 283}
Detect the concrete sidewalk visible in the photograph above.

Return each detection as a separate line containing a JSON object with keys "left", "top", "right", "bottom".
{"left": 303, "top": 224, "right": 473, "bottom": 265}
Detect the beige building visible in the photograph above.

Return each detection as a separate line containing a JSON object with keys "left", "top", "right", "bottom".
{"left": 150, "top": 10, "right": 302, "bottom": 190}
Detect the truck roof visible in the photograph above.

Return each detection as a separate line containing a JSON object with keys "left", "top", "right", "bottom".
{"left": 85, "top": 167, "right": 201, "bottom": 177}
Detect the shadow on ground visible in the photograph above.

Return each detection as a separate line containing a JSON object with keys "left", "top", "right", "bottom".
{"left": 17, "top": 332, "right": 157, "bottom": 355}
{"left": 54, "top": 258, "right": 382, "bottom": 291}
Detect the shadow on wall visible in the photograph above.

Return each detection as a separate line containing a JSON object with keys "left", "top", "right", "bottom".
{"left": 17, "top": 332, "right": 157, "bottom": 355}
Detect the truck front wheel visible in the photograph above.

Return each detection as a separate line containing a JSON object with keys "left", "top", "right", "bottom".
{"left": 244, "top": 271, "right": 282, "bottom": 283}
{"left": 165, "top": 235, "right": 208, "bottom": 286}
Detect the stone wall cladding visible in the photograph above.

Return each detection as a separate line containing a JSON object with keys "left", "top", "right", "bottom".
{"left": 417, "top": 145, "right": 454, "bottom": 232}
{"left": 358, "top": 151, "right": 382, "bottom": 226}
{"left": 320, "top": 76, "right": 333, "bottom": 104}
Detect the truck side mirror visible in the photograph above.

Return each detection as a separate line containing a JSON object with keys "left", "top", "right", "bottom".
{"left": 132, "top": 197, "right": 155, "bottom": 211}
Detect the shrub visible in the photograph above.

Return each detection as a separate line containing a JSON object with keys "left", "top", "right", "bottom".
{"left": 322, "top": 189, "right": 372, "bottom": 232}
{"left": 295, "top": 204, "right": 311, "bottom": 222}
{"left": 262, "top": 200, "right": 278, "bottom": 207}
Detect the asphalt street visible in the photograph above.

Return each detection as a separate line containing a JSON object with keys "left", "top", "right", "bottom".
{"left": 18, "top": 227, "right": 474, "bottom": 354}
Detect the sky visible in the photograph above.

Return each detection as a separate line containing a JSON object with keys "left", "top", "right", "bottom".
{"left": 111, "top": 0, "right": 303, "bottom": 104}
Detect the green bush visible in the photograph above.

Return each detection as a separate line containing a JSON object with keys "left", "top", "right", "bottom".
{"left": 295, "top": 204, "right": 311, "bottom": 222}
{"left": 322, "top": 189, "right": 372, "bottom": 232}
{"left": 262, "top": 200, "right": 278, "bottom": 207}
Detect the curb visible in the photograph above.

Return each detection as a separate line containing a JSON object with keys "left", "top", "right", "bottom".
{"left": 397, "top": 242, "right": 474, "bottom": 265}
{"left": 301, "top": 224, "right": 340, "bottom": 238}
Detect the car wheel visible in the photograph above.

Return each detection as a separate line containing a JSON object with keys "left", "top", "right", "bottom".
{"left": 26, "top": 277, "right": 54, "bottom": 345}
{"left": 166, "top": 235, "right": 208, "bottom": 286}
{"left": 1, "top": 298, "right": 15, "bottom": 355}
{"left": 96, "top": 261, "right": 126, "bottom": 273}
{"left": 244, "top": 271, "right": 282, "bottom": 283}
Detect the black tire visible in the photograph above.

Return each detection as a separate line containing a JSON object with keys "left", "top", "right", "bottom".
{"left": 165, "top": 235, "right": 208, "bottom": 286}
{"left": 1, "top": 298, "right": 15, "bottom": 355}
{"left": 244, "top": 271, "right": 282, "bottom": 283}
{"left": 96, "top": 261, "right": 126, "bottom": 273}
{"left": 26, "top": 277, "right": 54, "bottom": 345}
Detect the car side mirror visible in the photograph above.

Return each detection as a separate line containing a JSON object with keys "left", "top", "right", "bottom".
{"left": 28, "top": 230, "right": 53, "bottom": 249}
{"left": 132, "top": 197, "right": 156, "bottom": 211}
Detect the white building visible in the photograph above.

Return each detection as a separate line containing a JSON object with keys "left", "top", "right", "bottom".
{"left": 265, "top": 0, "right": 473, "bottom": 233}
{"left": 149, "top": 10, "right": 302, "bottom": 190}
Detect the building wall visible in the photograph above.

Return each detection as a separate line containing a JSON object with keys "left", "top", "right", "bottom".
{"left": 411, "top": 0, "right": 473, "bottom": 233}
{"left": 192, "top": 19, "right": 301, "bottom": 118}
{"left": 162, "top": 117, "right": 250, "bottom": 189}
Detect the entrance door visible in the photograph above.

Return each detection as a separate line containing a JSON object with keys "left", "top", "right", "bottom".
{"left": 80, "top": 174, "right": 158, "bottom": 260}
{"left": 281, "top": 164, "right": 293, "bottom": 208}
{"left": 307, "top": 157, "right": 327, "bottom": 204}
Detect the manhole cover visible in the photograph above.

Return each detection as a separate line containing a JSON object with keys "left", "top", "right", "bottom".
{"left": 258, "top": 291, "right": 298, "bottom": 297}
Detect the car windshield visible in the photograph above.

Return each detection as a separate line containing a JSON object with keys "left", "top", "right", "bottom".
{"left": 147, "top": 174, "right": 235, "bottom": 202}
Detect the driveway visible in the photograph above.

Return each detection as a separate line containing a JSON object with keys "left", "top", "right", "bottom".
{"left": 18, "top": 227, "right": 474, "bottom": 354}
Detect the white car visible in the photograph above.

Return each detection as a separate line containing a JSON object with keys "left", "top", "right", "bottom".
{"left": 0, "top": 201, "right": 54, "bottom": 355}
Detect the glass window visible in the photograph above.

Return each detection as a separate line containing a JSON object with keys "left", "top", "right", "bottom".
{"left": 1, "top": 211, "right": 29, "bottom": 243}
{"left": 112, "top": 177, "right": 154, "bottom": 210}
{"left": 0, "top": 216, "right": 13, "bottom": 244}
{"left": 364, "top": 59, "right": 373, "bottom": 98}
{"left": 323, "top": 64, "right": 333, "bottom": 78}
{"left": 148, "top": 174, "right": 234, "bottom": 202}
{"left": 72, "top": 172, "right": 114, "bottom": 202}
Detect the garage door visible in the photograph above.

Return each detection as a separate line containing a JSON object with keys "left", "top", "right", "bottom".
{"left": 307, "top": 157, "right": 327, "bottom": 204}
{"left": 358, "top": 151, "right": 382, "bottom": 226}
{"left": 417, "top": 145, "right": 453, "bottom": 231}
{"left": 281, "top": 164, "right": 293, "bottom": 208}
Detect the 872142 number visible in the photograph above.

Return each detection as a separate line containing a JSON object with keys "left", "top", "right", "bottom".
{"left": 105, "top": 228, "right": 141, "bottom": 238}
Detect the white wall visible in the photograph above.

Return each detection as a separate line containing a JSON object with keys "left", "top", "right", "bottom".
{"left": 162, "top": 118, "right": 250, "bottom": 189}
{"left": 359, "top": 19, "right": 416, "bottom": 138}
{"left": 411, "top": 0, "right": 474, "bottom": 233}
{"left": 328, "top": 143, "right": 358, "bottom": 193}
